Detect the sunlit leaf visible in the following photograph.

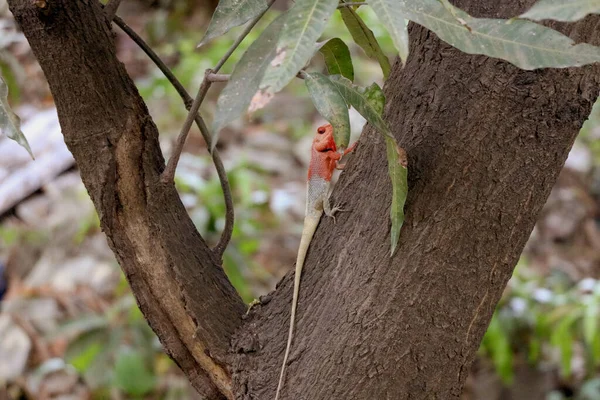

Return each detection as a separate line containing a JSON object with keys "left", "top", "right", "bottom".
{"left": 199, "top": 0, "right": 269, "bottom": 46}
{"left": 367, "top": 0, "right": 409, "bottom": 64}
{"left": 114, "top": 347, "right": 157, "bottom": 396}
{"left": 0, "top": 74, "right": 33, "bottom": 158}
{"left": 397, "top": 0, "right": 600, "bottom": 69}
{"left": 318, "top": 38, "right": 354, "bottom": 81}
{"left": 304, "top": 71, "right": 351, "bottom": 148}
{"left": 520, "top": 0, "right": 600, "bottom": 22}
{"left": 339, "top": 7, "right": 391, "bottom": 79}
{"left": 212, "top": 14, "right": 286, "bottom": 147}
{"left": 328, "top": 75, "right": 407, "bottom": 254}
{"left": 259, "top": 0, "right": 338, "bottom": 95}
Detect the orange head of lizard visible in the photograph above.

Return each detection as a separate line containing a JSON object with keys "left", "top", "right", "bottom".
{"left": 313, "top": 124, "right": 337, "bottom": 153}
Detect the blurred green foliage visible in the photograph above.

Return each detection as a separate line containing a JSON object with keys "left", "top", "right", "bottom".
{"left": 481, "top": 259, "right": 600, "bottom": 394}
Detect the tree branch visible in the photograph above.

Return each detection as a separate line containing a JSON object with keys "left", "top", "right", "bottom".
{"left": 159, "top": 0, "right": 276, "bottom": 255}
{"left": 103, "top": 0, "right": 122, "bottom": 20}
{"left": 161, "top": 0, "right": 277, "bottom": 184}
{"left": 8, "top": 1, "right": 246, "bottom": 398}
{"left": 110, "top": 15, "right": 234, "bottom": 258}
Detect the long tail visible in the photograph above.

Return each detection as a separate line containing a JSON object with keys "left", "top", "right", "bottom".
{"left": 275, "top": 216, "right": 320, "bottom": 400}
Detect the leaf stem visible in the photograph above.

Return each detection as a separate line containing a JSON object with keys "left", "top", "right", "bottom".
{"left": 337, "top": 2, "right": 368, "bottom": 8}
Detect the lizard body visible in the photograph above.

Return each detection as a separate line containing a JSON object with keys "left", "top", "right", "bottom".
{"left": 275, "top": 124, "right": 355, "bottom": 400}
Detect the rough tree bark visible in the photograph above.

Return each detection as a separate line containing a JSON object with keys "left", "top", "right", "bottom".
{"left": 7, "top": 0, "right": 600, "bottom": 399}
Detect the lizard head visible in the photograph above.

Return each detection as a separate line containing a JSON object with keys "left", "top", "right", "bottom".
{"left": 313, "top": 124, "right": 337, "bottom": 153}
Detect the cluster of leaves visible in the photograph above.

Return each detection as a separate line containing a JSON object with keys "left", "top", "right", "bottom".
{"left": 481, "top": 261, "right": 600, "bottom": 390}
{"left": 203, "top": 0, "right": 600, "bottom": 253}
{"left": 207, "top": 0, "right": 413, "bottom": 253}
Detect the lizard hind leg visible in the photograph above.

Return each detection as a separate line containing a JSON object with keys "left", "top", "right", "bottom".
{"left": 323, "top": 197, "right": 347, "bottom": 223}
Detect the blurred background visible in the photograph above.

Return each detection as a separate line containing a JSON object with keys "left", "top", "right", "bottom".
{"left": 0, "top": 0, "right": 599, "bottom": 399}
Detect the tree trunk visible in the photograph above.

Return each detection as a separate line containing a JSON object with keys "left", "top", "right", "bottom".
{"left": 7, "top": 0, "right": 600, "bottom": 399}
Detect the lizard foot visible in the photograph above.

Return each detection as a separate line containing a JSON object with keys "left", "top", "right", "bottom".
{"left": 325, "top": 204, "right": 347, "bottom": 223}
{"left": 246, "top": 298, "right": 261, "bottom": 315}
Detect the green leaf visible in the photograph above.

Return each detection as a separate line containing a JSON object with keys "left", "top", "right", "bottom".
{"left": 360, "top": 82, "right": 385, "bottom": 115}
{"left": 329, "top": 76, "right": 389, "bottom": 135}
{"left": 64, "top": 327, "right": 122, "bottom": 389}
{"left": 340, "top": 7, "right": 391, "bottom": 79}
{"left": 550, "top": 313, "right": 579, "bottom": 377}
{"left": 303, "top": 71, "right": 351, "bottom": 148}
{"left": 260, "top": 0, "right": 338, "bottom": 94}
{"left": 0, "top": 74, "right": 33, "bottom": 158}
{"left": 199, "top": 0, "right": 269, "bottom": 46}
{"left": 318, "top": 38, "right": 354, "bottom": 81}
{"left": 385, "top": 136, "right": 408, "bottom": 255}
{"left": 396, "top": 0, "right": 600, "bottom": 70}
{"left": 212, "top": 14, "right": 286, "bottom": 146}
{"left": 66, "top": 330, "right": 105, "bottom": 373}
{"left": 482, "top": 315, "right": 514, "bottom": 384}
{"left": 584, "top": 295, "right": 600, "bottom": 366}
{"left": 328, "top": 75, "right": 407, "bottom": 254}
{"left": 113, "top": 348, "right": 157, "bottom": 396}
{"left": 520, "top": 0, "right": 600, "bottom": 22}
{"left": 367, "top": 0, "right": 409, "bottom": 64}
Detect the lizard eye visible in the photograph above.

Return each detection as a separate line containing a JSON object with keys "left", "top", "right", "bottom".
{"left": 317, "top": 126, "right": 326, "bottom": 134}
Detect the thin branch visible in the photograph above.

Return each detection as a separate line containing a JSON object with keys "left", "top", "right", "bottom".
{"left": 112, "top": 15, "right": 234, "bottom": 257}
{"left": 161, "top": 0, "right": 276, "bottom": 255}
{"left": 337, "top": 2, "right": 368, "bottom": 8}
{"left": 104, "top": 0, "right": 122, "bottom": 20}
{"left": 206, "top": 73, "right": 230, "bottom": 82}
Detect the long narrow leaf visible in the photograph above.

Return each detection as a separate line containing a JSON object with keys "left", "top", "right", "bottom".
{"left": 340, "top": 7, "right": 391, "bottom": 79}
{"left": 385, "top": 136, "right": 408, "bottom": 255}
{"left": 304, "top": 72, "right": 351, "bottom": 148}
{"left": 212, "top": 15, "right": 286, "bottom": 146}
{"left": 398, "top": 0, "right": 600, "bottom": 69}
{"left": 0, "top": 74, "right": 32, "bottom": 158}
{"left": 260, "top": 0, "right": 338, "bottom": 94}
{"left": 328, "top": 75, "right": 407, "bottom": 255}
{"left": 520, "top": 0, "right": 600, "bottom": 22}
{"left": 318, "top": 38, "right": 354, "bottom": 82}
{"left": 199, "top": 0, "right": 269, "bottom": 46}
{"left": 367, "top": 0, "right": 409, "bottom": 64}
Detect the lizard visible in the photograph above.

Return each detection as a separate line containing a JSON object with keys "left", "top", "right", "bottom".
{"left": 275, "top": 123, "right": 356, "bottom": 400}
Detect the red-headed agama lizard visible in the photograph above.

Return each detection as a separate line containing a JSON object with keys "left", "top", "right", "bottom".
{"left": 275, "top": 123, "right": 356, "bottom": 400}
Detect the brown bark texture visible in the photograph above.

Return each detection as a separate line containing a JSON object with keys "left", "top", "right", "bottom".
{"left": 7, "top": 1, "right": 245, "bottom": 398}
{"left": 7, "top": 0, "right": 600, "bottom": 399}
